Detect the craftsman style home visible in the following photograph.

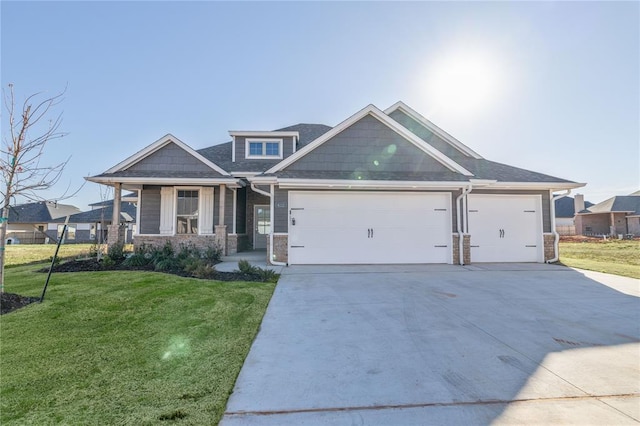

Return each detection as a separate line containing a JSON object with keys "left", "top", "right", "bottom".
{"left": 87, "top": 102, "right": 584, "bottom": 265}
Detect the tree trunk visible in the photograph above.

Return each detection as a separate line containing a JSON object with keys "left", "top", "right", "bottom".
{"left": 0, "top": 203, "right": 9, "bottom": 293}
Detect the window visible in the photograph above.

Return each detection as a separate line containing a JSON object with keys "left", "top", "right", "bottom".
{"left": 176, "top": 190, "right": 199, "bottom": 234}
{"left": 246, "top": 139, "right": 282, "bottom": 159}
{"left": 57, "top": 224, "right": 76, "bottom": 240}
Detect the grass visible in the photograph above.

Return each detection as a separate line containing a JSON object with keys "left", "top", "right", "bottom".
{"left": 4, "top": 244, "right": 95, "bottom": 267}
{"left": 559, "top": 239, "right": 640, "bottom": 279}
{"left": 0, "top": 263, "right": 275, "bottom": 425}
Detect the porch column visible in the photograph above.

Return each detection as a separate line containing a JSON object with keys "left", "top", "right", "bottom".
{"left": 107, "top": 183, "right": 124, "bottom": 245}
{"left": 112, "top": 183, "right": 122, "bottom": 224}
{"left": 218, "top": 184, "right": 226, "bottom": 225}
{"left": 215, "top": 184, "right": 227, "bottom": 255}
{"left": 610, "top": 212, "right": 616, "bottom": 236}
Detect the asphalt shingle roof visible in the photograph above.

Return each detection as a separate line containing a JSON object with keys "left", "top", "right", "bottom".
{"left": 53, "top": 202, "right": 137, "bottom": 223}
{"left": 8, "top": 202, "right": 80, "bottom": 223}
{"left": 555, "top": 196, "right": 594, "bottom": 218}
{"left": 587, "top": 195, "right": 640, "bottom": 215}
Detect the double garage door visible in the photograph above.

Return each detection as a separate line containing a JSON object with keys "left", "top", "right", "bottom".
{"left": 288, "top": 192, "right": 452, "bottom": 264}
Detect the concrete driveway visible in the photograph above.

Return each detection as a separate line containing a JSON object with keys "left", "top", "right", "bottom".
{"left": 221, "top": 264, "right": 639, "bottom": 425}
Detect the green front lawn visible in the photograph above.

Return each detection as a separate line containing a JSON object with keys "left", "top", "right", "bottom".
{"left": 4, "top": 244, "right": 95, "bottom": 267}
{"left": 559, "top": 239, "right": 640, "bottom": 279}
{"left": 0, "top": 264, "right": 275, "bottom": 425}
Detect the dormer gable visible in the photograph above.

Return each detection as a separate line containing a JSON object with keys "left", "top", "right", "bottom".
{"left": 229, "top": 131, "right": 300, "bottom": 163}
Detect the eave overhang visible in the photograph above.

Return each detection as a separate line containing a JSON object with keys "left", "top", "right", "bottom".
{"left": 85, "top": 176, "right": 245, "bottom": 188}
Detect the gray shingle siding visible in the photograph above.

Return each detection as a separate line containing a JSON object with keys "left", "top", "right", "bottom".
{"left": 284, "top": 115, "right": 453, "bottom": 174}
{"left": 388, "top": 110, "right": 469, "bottom": 159}
{"left": 127, "top": 142, "right": 221, "bottom": 175}
{"left": 274, "top": 187, "right": 289, "bottom": 233}
{"left": 140, "top": 186, "right": 161, "bottom": 234}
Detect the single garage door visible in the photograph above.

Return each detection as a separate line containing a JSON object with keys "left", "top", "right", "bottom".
{"left": 467, "top": 194, "right": 543, "bottom": 262}
{"left": 288, "top": 191, "right": 452, "bottom": 264}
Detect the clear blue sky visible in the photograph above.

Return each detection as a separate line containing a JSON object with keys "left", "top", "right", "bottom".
{"left": 2, "top": 1, "right": 638, "bottom": 209}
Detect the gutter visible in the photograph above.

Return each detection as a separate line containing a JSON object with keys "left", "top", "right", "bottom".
{"left": 250, "top": 183, "right": 286, "bottom": 266}
{"left": 547, "top": 189, "right": 571, "bottom": 263}
{"left": 456, "top": 184, "right": 473, "bottom": 265}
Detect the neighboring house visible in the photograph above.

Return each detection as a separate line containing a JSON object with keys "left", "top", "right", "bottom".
{"left": 87, "top": 102, "right": 584, "bottom": 265}
{"left": 554, "top": 194, "right": 594, "bottom": 236}
{"left": 6, "top": 201, "right": 80, "bottom": 244}
{"left": 574, "top": 191, "right": 640, "bottom": 237}
{"left": 48, "top": 200, "right": 138, "bottom": 244}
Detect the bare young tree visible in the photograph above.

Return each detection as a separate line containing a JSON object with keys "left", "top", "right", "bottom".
{"left": 0, "top": 84, "right": 69, "bottom": 292}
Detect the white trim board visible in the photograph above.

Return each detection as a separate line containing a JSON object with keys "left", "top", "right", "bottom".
{"left": 265, "top": 104, "right": 473, "bottom": 177}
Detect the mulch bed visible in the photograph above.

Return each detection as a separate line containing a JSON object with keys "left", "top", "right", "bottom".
{"left": 1, "top": 292, "right": 41, "bottom": 315}
{"left": 40, "top": 259, "right": 261, "bottom": 282}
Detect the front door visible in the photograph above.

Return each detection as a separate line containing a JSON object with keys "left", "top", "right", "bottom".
{"left": 253, "top": 205, "right": 271, "bottom": 249}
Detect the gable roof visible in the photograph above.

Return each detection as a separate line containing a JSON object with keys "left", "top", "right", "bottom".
{"left": 266, "top": 104, "right": 473, "bottom": 176}
{"left": 384, "top": 101, "right": 483, "bottom": 159}
{"left": 8, "top": 202, "right": 80, "bottom": 223}
{"left": 104, "top": 134, "right": 230, "bottom": 176}
{"left": 584, "top": 194, "right": 640, "bottom": 215}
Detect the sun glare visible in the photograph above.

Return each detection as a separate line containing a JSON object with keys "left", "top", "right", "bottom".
{"left": 425, "top": 49, "right": 503, "bottom": 117}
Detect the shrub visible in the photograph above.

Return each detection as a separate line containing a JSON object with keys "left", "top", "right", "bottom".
{"left": 122, "top": 252, "right": 151, "bottom": 268}
{"left": 106, "top": 242, "right": 126, "bottom": 264}
{"left": 237, "top": 259, "right": 259, "bottom": 275}
{"left": 203, "top": 244, "right": 222, "bottom": 263}
{"left": 255, "top": 267, "right": 279, "bottom": 283}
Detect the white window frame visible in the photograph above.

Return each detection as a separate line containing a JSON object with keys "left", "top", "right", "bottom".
{"left": 175, "top": 188, "right": 200, "bottom": 235}
{"left": 245, "top": 138, "right": 283, "bottom": 159}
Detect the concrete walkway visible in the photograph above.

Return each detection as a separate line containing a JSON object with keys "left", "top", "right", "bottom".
{"left": 221, "top": 264, "right": 640, "bottom": 425}
{"left": 216, "top": 250, "right": 284, "bottom": 273}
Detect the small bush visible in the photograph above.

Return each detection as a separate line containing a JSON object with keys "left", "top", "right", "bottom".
{"left": 203, "top": 244, "right": 222, "bottom": 263}
{"left": 107, "top": 242, "right": 126, "bottom": 264}
{"left": 122, "top": 252, "right": 151, "bottom": 267}
{"left": 101, "top": 256, "right": 116, "bottom": 269}
{"left": 237, "top": 259, "right": 259, "bottom": 275}
{"left": 255, "top": 267, "right": 279, "bottom": 283}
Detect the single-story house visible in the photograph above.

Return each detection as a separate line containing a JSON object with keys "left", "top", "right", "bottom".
{"left": 574, "top": 191, "right": 640, "bottom": 237}
{"left": 554, "top": 194, "right": 593, "bottom": 236}
{"left": 48, "top": 199, "right": 137, "bottom": 244}
{"left": 6, "top": 201, "right": 80, "bottom": 244}
{"left": 87, "top": 102, "right": 584, "bottom": 265}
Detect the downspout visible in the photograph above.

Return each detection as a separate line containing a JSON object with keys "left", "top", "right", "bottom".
{"left": 251, "top": 183, "right": 286, "bottom": 266}
{"left": 547, "top": 189, "right": 571, "bottom": 263}
{"left": 456, "top": 184, "right": 473, "bottom": 265}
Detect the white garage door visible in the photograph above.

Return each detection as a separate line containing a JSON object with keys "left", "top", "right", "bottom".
{"left": 467, "top": 194, "right": 543, "bottom": 262}
{"left": 288, "top": 191, "right": 452, "bottom": 264}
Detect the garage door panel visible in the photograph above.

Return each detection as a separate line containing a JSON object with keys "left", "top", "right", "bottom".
{"left": 468, "top": 194, "right": 543, "bottom": 263}
{"left": 289, "top": 192, "right": 451, "bottom": 264}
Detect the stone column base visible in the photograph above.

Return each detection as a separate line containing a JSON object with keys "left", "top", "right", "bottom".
{"left": 543, "top": 233, "right": 556, "bottom": 262}
{"left": 215, "top": 225, "right": 227, "bottom": 256}
{"left": 267, "top": 234, "right": 288, "bottom": 265}
{"left": 107, "top": 224, "right": 124, "bottom": 246}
